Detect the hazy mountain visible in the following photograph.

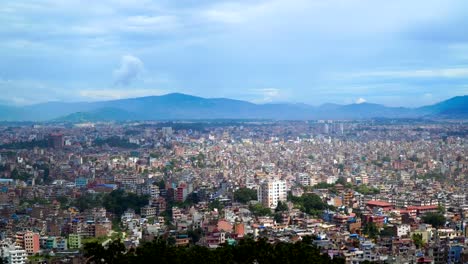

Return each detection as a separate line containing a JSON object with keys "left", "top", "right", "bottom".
{"left": 416, "top": 95, "right": 468, "bottom": 118}
{"left": 0, "top": 93, "right": 466, "bottom": 121}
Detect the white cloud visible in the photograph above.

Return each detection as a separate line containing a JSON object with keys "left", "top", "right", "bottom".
{"left": 250, "top": 88, "right": 282, "bottom": 103}
{"left": 351, "top": 67, "right": 468, "bottom": 79}
{"left": 113, "top": 55, "right": 144, "bottom": 86}
{"left": 79, "top": 88, "right": 167, "bottom": 100}
{"left": 355, "top": 97, "right": 366, "bottom": 104}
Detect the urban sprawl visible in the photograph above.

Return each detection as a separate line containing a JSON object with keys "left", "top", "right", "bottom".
{"left": 0, "top": 120, "right": 466, "bottom": 263}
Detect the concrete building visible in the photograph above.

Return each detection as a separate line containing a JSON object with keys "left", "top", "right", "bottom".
{"left": 1, "top": 240, "right": 27, "bottom": 264}
{"left": 68, "top": 234, "right": 81, "bottom": 249}
{"left": 258, "top": 178, "right": 287, "bottom": 209}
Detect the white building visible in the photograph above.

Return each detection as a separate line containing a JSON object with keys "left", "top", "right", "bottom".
{"left": 296, "top": 173, "right": 311, "bottom": 186}
{"left": 258, "top": 178, "right": 287, "bottom": 209}
{"left": 1, "top": 240, "right": 27, "bottom": 264}
{"left": 396, "top": 224, "right": 411, "bottom": 238}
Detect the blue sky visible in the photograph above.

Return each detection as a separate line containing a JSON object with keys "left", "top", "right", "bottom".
{"left": 0, "top": 0, "right": 467, "bottom": 107}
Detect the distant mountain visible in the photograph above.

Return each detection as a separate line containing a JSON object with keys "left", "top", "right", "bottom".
{"left": 416, "top": 95, "right": 468, "bottom": 118}
{"left": 0, "top": 93, "right": 466, "bottom": 121}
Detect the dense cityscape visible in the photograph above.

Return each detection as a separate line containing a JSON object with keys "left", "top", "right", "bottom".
{"left": 0, "top": 120, "right": 466, "bottom": 263}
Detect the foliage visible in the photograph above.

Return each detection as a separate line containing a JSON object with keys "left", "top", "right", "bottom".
{"left": 275, "top": 201, "right": 288, "bottom": 212}
{"left": 208, "top": 199, "right": 224, "bottom": 212}
{"left": 363, "top": 223, "right": 379, "bottom": 239}
{"left": 0, "top": 139, "right": 48, "bottom": 149}
{"left": 412, "top": 233, "right": 424, "bottom": 249}
{"left": 417, "top": 172, "right": 445, "bottom": 182}
{"left": 249, "top": 203, "right": 272, "bottom": 216}
{"left": 72, "top": 193, "right": 104, "bottom": 211}
{"left": 354, "top": 185, "right": 380, "bottom": 195}
{"left": 313, "top": 182, "right": 334, "bottom": 189}
{"left": 94, "top": 137, "right": 139, "bottom": 149}
{"left": 103, "top": 189, "right": 149, "bottom": 217}
{"left": 84, "top": 237, "right": 345, "bottom": 264}
{"left": 288, "top": 193, "right": 328, "bottom": 216}
{"left": 421, "top": 212, "right": 446, "bottom": 228}
{"left": 234, "top": 188, "right": 257, "bottom": 204}
{"left": 10, "top": 168, "right": 31, "bottom": 181}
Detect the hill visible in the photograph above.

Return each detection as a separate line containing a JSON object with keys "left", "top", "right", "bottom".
{"left": 0, "top": 93, "right": 466, "bottom": 121}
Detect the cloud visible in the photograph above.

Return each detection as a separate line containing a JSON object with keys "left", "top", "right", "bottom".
{"left": 79, "top": 88, "right": 167, "bottom": 100}
{"left": 351, "top": 67, "right": 468, "bottom": 79}
{"left": 355, "top": 98, "right": 366, "bottom": 104}
{"left": 113, "top": 55, "right": 144, "bottom": 86}
{"left": 250, "top": 88, "right": 282, "bottom": 103}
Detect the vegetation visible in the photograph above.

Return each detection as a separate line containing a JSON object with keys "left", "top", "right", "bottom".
{"left": 0, "top": 139, "right": 48, "bottom": 149}
{"left": 421, "top": 212, "right": 446, "bottom": 228}
{"left": 103, "top": 189, "right": 149, "bottom": 217}
{"left": 233, "top": 188, "right": 257, "bottom": 203}
{"left": 354, "top": 185, "right": 380, "bottom": 195}
{"left": 84, "top": 237, "right": 345, "bottom": 264}
{"left": 72, "top": 193, "right": 105, "bottom": 211}
{"left": 417, "top": 172, "right": 445, "bottom": 182}
{"left": 412, "top": 233, "right": 424, "bottom": 249}
{"left": 363, "top": 223, "right": 379, "bottom": 239}
{"left": 288, "top": 193, "right": 329, "bottom": 216}
{"left": 249, "top": 203, "right": 272, "bottom": 217}
{"left": 94, "top": 137, "right": 139, "bottom": 149}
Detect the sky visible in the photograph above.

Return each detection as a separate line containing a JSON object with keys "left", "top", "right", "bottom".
{"left": 1, "top": 0, "right": 468, "bottom": 107}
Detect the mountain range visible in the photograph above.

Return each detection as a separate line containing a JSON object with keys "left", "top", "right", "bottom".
{"left": 0, "top": 93, "right": 466, "bottom": 122}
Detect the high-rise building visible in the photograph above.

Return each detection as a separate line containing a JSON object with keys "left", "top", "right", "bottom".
{"left": 258, "top": 178, "right": 287, "bottom": 209}
{"left": 48, "top": 133, "right": 64, "bottom": 149}
{"left": 23, "top": 232, "right": 40, "bottom": 254}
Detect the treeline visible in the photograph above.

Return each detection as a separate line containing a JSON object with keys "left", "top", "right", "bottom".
{"left": 72, "top": 190, "right": 148, "bottom": 217}
{"left": 84, "top": 237, "right": 345, "bottom": 264}
{"left": 0, "top": 139, "right": 48, "bottom": 149}
{"left": 289, "top": 193, "right": 331, "bottom": 216}
{"left": 94, "top": 137, "right": 139, "bottom": 149}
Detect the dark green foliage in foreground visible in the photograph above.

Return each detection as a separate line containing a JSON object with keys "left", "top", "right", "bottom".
{"left": 84, "top": 237, "right": 345, "bottom": 264}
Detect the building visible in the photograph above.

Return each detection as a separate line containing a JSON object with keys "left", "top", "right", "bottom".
{"left": 258, "top": 178, "right": 287, "bottom": 209}
{"left": 0, "top": 240, "right": 27, "bottom": 264}
{"left": 48, "top": 133, "right": 64, "bottom": 149}
{"left": 68, "top": 234, "right": 81, "bottom": 249}
{"left": 23, "top": 232, "right": 40, "bottom": 255}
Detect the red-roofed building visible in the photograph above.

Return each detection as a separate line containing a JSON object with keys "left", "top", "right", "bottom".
{"left": 406, "top": 205, "right": 439, "bottom": 217}
{"left": 366, "top": 200, "right": 393, "bottom": 211}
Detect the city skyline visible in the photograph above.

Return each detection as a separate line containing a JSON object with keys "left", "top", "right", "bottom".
{"left": 1, "top": 0, "right": 468, "bottom": 107}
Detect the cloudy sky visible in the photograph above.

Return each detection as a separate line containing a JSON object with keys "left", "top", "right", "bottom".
{"left": 1, "top": 0, "right": 468, "bottom": 106}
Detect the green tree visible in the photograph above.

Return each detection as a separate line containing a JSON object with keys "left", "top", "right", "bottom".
{"left": 412, "top": 233, "right": 424, "bottom": 249}
{"left": 275, "top": 201, "right": 288, "bottom": 212}
{"left": 421, "top": 212, "right": 446, "bottom": 228}
{"left": 249, "top": 203, "right": 272, "bottom": 216}
{"left": 234, "top": 187, "right": 257, "bottom": 204}
{"left": 103, "top": 189, "right": 149, "bottom": 217}
{"left": 363, "top": 223, "right": 379, "bottom": 239}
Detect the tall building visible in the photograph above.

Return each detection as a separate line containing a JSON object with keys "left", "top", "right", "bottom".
{"left": 48, "top": 133, "right": 64, "bottom": 149}
{"left": 258, "top": 178, "right": 287, "bottom": 209}
{"left": 23, "top": 232, "right": 40, "bottom": 254}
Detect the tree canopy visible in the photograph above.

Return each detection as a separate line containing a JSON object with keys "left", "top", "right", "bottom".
{"left": 84, "top": 237, "right": 345, "bottom": 264}
{"left": 234, "top": 188, "right": 257, "bottom": 204}
{"left": 103, "top": 189, "right": 149, "bottom": 217}
{"left": 421, "top": 212, "right": 446, "bottom": 228}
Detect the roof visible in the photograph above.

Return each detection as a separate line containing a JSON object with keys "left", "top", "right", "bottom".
{"left": 406, "top": 205, "right": 438, "bottom": 210}
{"left": 367, "top": 201, "right": 392, "bottom": 207}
